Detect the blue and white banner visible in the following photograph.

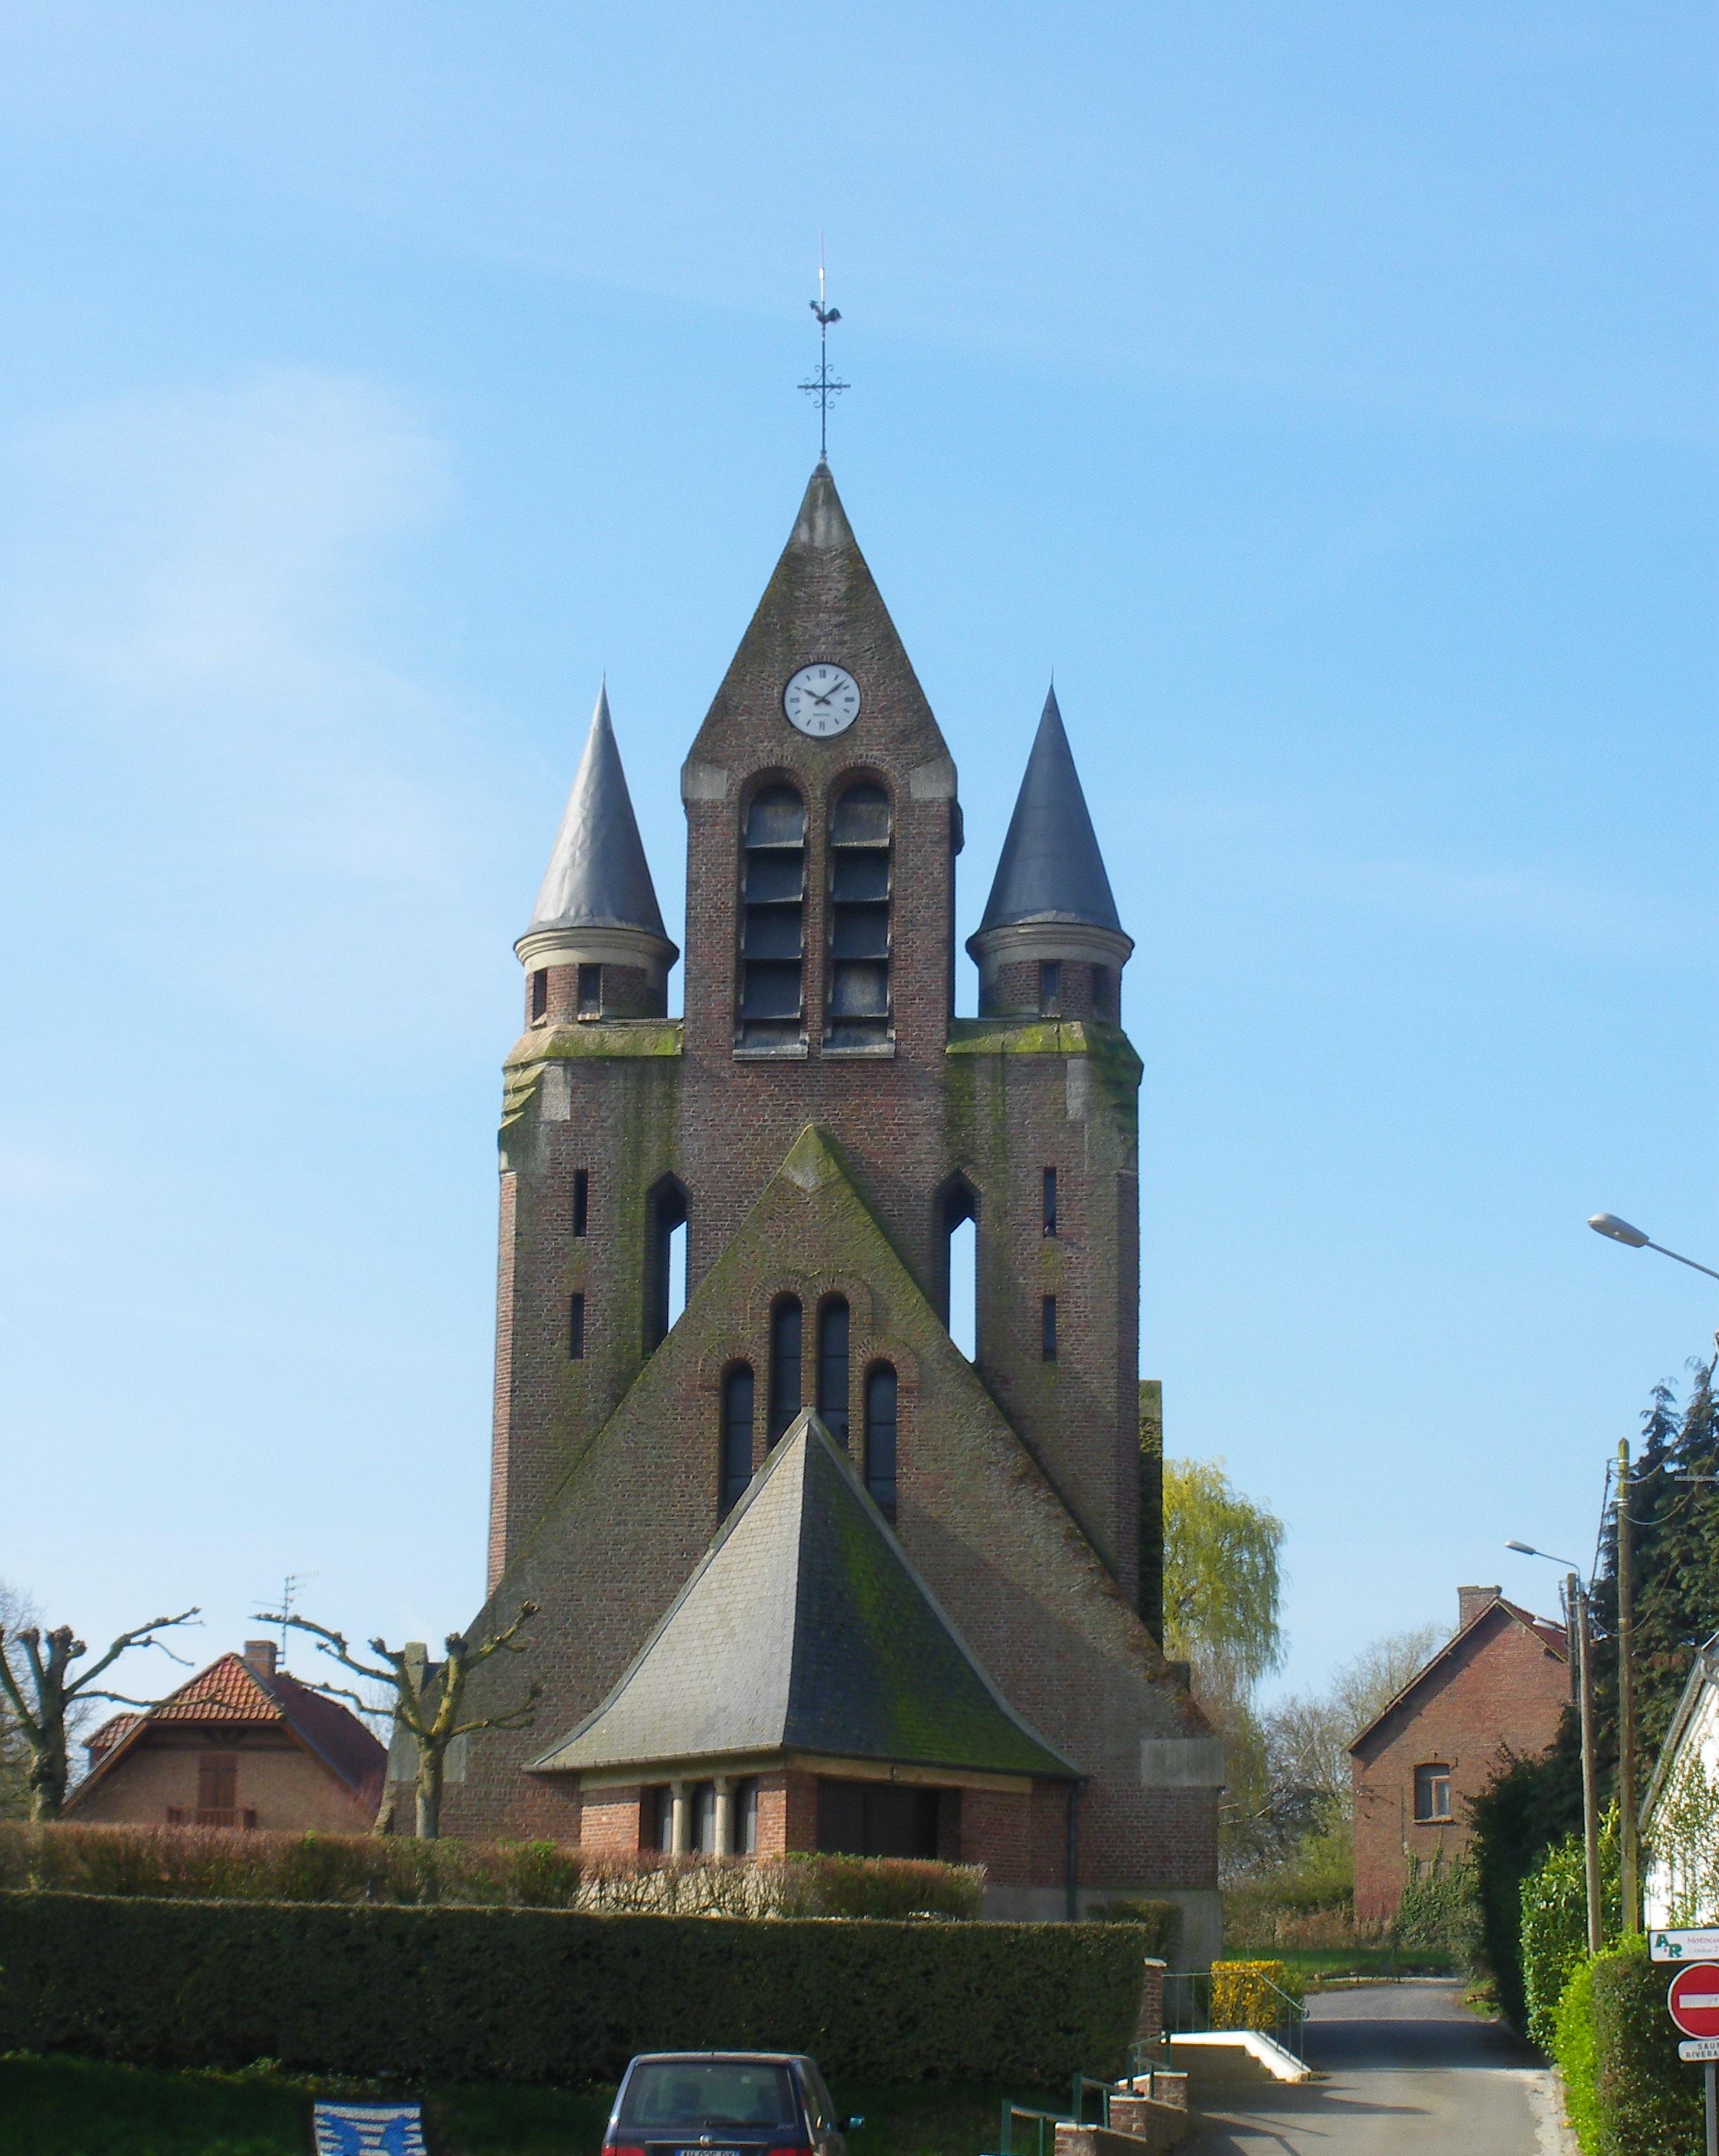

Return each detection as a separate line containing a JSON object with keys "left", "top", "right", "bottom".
{"left": 311, "top": 2100, "right": 429, "bottom": 2156}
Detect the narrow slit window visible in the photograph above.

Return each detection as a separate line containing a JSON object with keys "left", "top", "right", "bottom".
{"left": 1038, "top": 960, "right": 1061, "bottom": 1016}
{"left": 826, "top": 781, "right": 892, "bottom": 1048}
{"left": 577, "top": 964, "right": 602, "bottom": 1018}
{"left": 865, "top": 1364, "right": 898, "bottom": 1524}
{"left": 768, "top": 1295, "right": 802, "bottom": 1443}
{"left": 1041, "top": 1295, "right": 1058, "bottom": 1362}
{"left": 739, "top": 785, "right": 807, "bottom": 1048}
{"left": 568, "top": 1293, "right": 585, "bottom": 1359}
{"left": 530, "top": 969, "right": 548, "bottom": 1021}
{"left": 572, "top": 1169, "right": 588, "bottom": 1238}
{"left": 939, "top": 1178, "right": 979, "bottom": 1361}
{"left": 720, "top": 1364, "right": 754, "bottom": 1518}
{"left": 816, "top": 1296, "right": 850, "bottom": 1443}
{"left": 645, "top": 1179, "right": 688, "bottom": 1352}
{"left": 1042, "top": 1167, "right": 1058, "bottom": 1238}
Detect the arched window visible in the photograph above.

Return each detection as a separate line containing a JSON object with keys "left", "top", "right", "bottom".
{"left": 827, "top": 780, "right": 892, "bottom": 1048}
{"left": 720, "top": 1364, "right": 755, "bottom": 1518}
{"left": 865, "top": 1364, "right": 898, "bottom": 1523}
{"left": 768, "top": 1295, "right": 802, "bottom": 1444}
{"left": 937, "top": 1177, "right": 979, "bottom": 1360}
{"left": 645, "top": 1177, "right": 689, "bottom": 1352}
{"left": 816, "top": 1296, "right": 850, "bottom": 1444}
{"left": 739, "top": 785, "right": 806, "bottom": 1049}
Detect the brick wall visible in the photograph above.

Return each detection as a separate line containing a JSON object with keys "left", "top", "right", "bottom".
{"left": 69, "top": 1732, "right": 374, "bottom": 1834}
{"left": 1351, "top": 1601, "right": 1569, "bottom": 1923}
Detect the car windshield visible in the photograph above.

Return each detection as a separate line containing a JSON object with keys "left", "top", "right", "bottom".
{"left": 619, "top": 2061, "right": 797, "bottom": 2130}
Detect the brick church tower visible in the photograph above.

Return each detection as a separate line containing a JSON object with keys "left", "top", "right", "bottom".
{"left": 428, "top": 463, "right": 1221, "bottom": 1951}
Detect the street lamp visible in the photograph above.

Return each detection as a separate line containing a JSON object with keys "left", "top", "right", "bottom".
{"left": 1508, "top": 1541, "right": 1602, "bottom": 1951}
{"left": 1588, "top": 1213, "right": 1719, "bottom": 1285}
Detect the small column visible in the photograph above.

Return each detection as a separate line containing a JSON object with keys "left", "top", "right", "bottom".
{"left": 712, "top": 1775, "right": 735, "bottom": 1856}
{"left": 670, "top": 1779, "right": 690, "bottom": 1856}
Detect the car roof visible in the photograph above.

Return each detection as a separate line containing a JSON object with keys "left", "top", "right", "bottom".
{"left": 626, "top": 2052, "right": 808, "bottom": 2066}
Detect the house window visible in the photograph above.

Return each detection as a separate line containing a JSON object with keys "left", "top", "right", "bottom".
{"left": 568, "top": 1293, "right": 585, "bottom": 1359}
{"left": 739, "top": 785, "right": 807, "bottom": 1048}
{"left": 720, "top": 1364, "right": 754, "bottom": 1517}
{"left": 645, "top": 1177, "right": 689, "bottom": 1352}
{"left": 1042, "top": 1167, "right": 1058, "bottom": 1237}
{"left": 572, "top": 1169, "right": 589, "bottom": 1238}
{"left": 693, "top": 1781, "right": 720, "bottom": 1854}
{"left": 768, "top": 1296, "right": 802, "bottom": 1443}
{"left": 1041, "top": 1295, "right": 1058, "bottom": 1362}
{"left": 816, "top": 1777, "right": 944, "bottom": 1858}
{"left": 816, "top": 1296, "right": 850, "bottom": 1443}
{"left": 196, "top": 1753, "right": 238, "bottom": 1815}
{"left": 1038, "top": 959, "right": 1061, "bottom": 1016}
{"left": 647, "top": 1784, "right": 674, "bottom": 1853}
{"left": 530, "top": 969, "right": 548, "bottom": 1021}
{"left": 577, "top": 963, "right": 602, "bottom": 1018}
{"left": 1414, "top": 1765, "right": 1452, "bottom": 1822}
{"left": 826, "top": 780, "right": 892, "bottom": 1048}
{"left": 865, "top": 1363, "right": 898, "bottom": 1524}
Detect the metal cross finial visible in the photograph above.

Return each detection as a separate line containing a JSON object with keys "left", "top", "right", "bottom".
{"left": 799, "top": 246, "right": 848, "bottom": 460}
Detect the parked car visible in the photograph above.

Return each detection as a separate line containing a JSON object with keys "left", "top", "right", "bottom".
{"left": 602, "top": 2051, "right": 863, "bottom": 2156}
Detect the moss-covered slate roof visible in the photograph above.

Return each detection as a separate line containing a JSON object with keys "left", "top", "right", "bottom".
{"left": 526, "top": 1411, "right": 1076, "bottom": 1782}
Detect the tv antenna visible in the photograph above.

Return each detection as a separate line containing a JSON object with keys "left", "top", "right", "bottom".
{"left": 799, "top": 242, "right": 848, "bottom": 462}
{"left": 276, "top": 1572, "right": 314, "bottom": 1668}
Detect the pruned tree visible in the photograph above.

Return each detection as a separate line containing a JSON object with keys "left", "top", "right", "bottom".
{"left": 0, "top": 1606, "right": 201, "bottom": 1821}
{"left": 258, "top": 1604, "right": 541, "bottom": 1839}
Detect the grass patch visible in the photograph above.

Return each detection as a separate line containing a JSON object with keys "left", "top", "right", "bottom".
{"left": 1273, "top": 1944, "right": 1458, "bottom": 1989}
{"left": 0, "top": 2055, "right": 1068, "bottom": 2156}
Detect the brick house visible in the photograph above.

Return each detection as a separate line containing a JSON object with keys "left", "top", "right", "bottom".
{"left": 70, "top": 1641, "right": 386, "bottom": 1833}
{"left": 1350, "top": 1587, "right": 1568, "bottom": 1924}
{"left": 407, "top": 462, "right": 1222, "bottom": 1955}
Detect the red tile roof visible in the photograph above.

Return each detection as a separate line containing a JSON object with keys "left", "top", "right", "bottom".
{"left": 71, "top": 1649, "right": 387, "bottom": 1811}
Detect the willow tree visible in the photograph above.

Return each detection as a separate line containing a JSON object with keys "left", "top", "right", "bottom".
{"left": 1162, "top": 1457, "right": 1285, "bottom": 1687}
{"left": 260, "top": 1604, "right": 540, "bottom": 1838}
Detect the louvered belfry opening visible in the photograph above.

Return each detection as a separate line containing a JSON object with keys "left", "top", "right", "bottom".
{"left": 738, "top": 783, "right": 806, "bottom": 1048}
{"left": 825, "top": 780, "right": 892, "bottom": 1048}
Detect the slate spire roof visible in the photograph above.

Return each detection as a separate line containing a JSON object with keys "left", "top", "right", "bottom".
{"left": 522, "top": 682, "right": 669, "bottom": 945}
{"left": 976, "top": 685, "right": 1124, "bottom": 937}
{"left": 528, "top": 1411, "right": 1074, "bottom": 1781}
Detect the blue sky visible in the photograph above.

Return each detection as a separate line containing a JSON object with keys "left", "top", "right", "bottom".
{"left": 1, "top": 3, "right": 1713, "bottom": 1706}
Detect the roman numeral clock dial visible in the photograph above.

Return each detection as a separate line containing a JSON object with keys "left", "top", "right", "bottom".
{"left": 783, "top": 663, "right": 861, "bottom": 738}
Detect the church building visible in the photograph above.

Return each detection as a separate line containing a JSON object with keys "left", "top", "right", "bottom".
{"left": 420, "top": 462, "right": 1222, "bottom": 1953}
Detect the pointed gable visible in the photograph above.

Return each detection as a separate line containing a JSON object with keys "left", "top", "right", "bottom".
{"left": 683, "top": 464, "right": 951, "bottom": 776}
{"left": 977, "top": 686, "right": 1124, "bottom": 937}
{"left": 529, "top": 1412, "right": 1074, "bottom": 1780}
{"left": 524, "top": 683, "right": 669, "bottom": 944}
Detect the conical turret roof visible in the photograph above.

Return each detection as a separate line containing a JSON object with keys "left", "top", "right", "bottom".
{"left": 975, "top": 685, "right": 1123, "bottom": 936}
{"left": 523, "top": 683, "right": 668, "bottom": 945}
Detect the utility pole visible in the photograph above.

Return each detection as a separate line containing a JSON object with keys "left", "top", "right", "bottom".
{"left": 1617, "top": 1439, "right": 1640, "bottom": 1934}
{"left": 1570, "top": 1570, "right": 1603, "bottom": 1952}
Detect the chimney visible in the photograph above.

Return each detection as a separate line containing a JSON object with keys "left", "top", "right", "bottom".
{"left": 242, "top": 1639, "right": 279, "bottom": 1679}
{"left": 1458, "top": 1586, "right": 1500, "bottom": 1633}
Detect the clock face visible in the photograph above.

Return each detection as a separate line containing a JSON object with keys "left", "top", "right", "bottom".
{"left": 783, "top": 663, "right": 861, "bottom": 737}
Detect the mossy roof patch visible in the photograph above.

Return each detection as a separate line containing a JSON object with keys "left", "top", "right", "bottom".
{"left": 949, "top": 1016, "right": 1142, "bottom": 1074}
{"left": 526, "top": 1412, "right": 1075, "bottom": 1782}
{"left": 504, "top": 1020, "right": 683, "bottom": 1070}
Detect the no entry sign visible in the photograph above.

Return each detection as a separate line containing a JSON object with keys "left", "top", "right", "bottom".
{"left": 1668, "top": 1965, "right": 1719, "bottom": 2041}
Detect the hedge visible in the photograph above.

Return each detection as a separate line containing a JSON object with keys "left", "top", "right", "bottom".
{"left": 1552, "top": 1937, "right": 1704, "bottom": 2156}
{"left": 1209, "top": 1961, "right": 1302, "bottom": 2031}
{"left": 1521, "top": 1819, "right": 1621, "bottom": 2055}
{"left": 0, "top": 1891, "right": 1148, "bottom": 2086}
{"left": 0, "top": 1826, "right": 982, "bottom": 1921}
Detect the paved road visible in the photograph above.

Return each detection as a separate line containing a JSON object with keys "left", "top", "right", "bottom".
{"left": 1186, "top": 1979, "right": 1564, "bottom": 2155}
